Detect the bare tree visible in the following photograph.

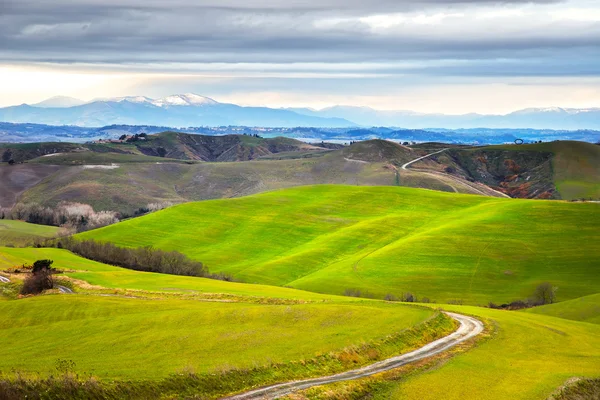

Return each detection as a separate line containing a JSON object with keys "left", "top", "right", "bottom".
{"left": 533, "top": 282, "right": 557, "bottom": 305}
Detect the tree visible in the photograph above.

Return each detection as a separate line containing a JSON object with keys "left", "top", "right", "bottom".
{"left": 20, "top": 259, "right": 55, "bottom": 295}
{"left": 119, "top": 134, "right": 127, "bottom": 140}
{"left": 32, "top": 259, "right": 54, "bottom": 273}
{"left": 402, "top": 292, "right": 416, "bottom": 302}
{"left": 533, "top": 282, "right": 557, "bottom": 305}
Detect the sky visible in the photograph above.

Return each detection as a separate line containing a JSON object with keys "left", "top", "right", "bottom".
{"left": 1, "top": 0, "right": 600, "bottom": 114}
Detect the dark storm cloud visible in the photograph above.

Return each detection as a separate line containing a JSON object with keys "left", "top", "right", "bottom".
{"left": 1, "top": 0, "right": 598, "bottom": 78}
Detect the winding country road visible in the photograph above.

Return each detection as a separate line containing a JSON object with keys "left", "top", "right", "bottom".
{"left": 222, "top": 312, "right": 484, "bottom": 400}
{"left": 401, "top": 149, "right": 509, "bottom": 198}
{"left": 56, "top": 285, "right": 74, "bottom": 294}
{"left": 401, "top": 148, "right": 448, "bottom": 170}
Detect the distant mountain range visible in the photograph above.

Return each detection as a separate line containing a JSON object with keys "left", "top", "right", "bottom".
{"left": 0, "top": 94, "right": 353, "bottom": 128}
{"left": 1, "top": 93, "right": 600, "bottom": 130}
{"left": 287, "top": 106, "right": 600, "bottom": 130}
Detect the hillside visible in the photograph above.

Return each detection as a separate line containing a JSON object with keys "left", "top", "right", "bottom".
{"left": 77, "top": 185, "right": 600, "bottom": 305}
{"left": 409, "top": 140, "right": 600, "bottom": 200}
{"left": 0, "top": 220, "right": 59, "bottom": 246}
{"left": 0, "top": 132, "right": 333, "bottom": 163}
{"left": 3, "top": 139, "right": 501, "bottom": 214}
{"left": 1, "top": 247, "right": 599, "bottom": 400}
{"left": 131, "top": 132, "right": 331, "bottom": 161}
{"left": 524, "top": 293, "right": 600, "bottom": 324}
{"left": 0, "top": 246, "right": 452, "bottom": 398}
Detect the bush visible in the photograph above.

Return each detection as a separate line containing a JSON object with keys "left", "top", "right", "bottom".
{"left": 384, "top": 293, "right": 398, "bottom": 301}
{"left": 344, "top": 288, "right": 362, "bottom": 298}
{"left": 402, "top": 292, "right": 417, "bottom": 302}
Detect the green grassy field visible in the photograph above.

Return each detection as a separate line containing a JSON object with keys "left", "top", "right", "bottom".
{"left": 0, "top": 220, "right": 59, "bottom": 246}
{"left": 524, "top": 293, "right": 600, "bottom": 324}
{"left": 0, "top": 247, "right": 333, "bottom": 300}
{"left": 0, "top": 246, "right": 456, "bottom": 398}
{"left": 76, "top": 185, "right": 600, "bottom": 305}
{"left": 0, "top": 295, "right": 434, "bottom": 379}
{"left": 308, "top": 304, "right": 600, "bottom": 400}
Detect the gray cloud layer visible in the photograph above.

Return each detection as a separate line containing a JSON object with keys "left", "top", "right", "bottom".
{"left": 1, "top": 0, "right": 598, "bottom": 78}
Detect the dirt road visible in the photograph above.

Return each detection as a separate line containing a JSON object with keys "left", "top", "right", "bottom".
{"left": 223, "top": 312, "right": 484, "bottom": 400}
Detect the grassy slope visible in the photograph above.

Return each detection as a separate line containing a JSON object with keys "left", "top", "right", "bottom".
{"left": 485, "top": 141, "right": 600, "bottom": 200}
{"left": 524, "top": 293, "right": 600, "bottom": 324}
{"left": 0, "top": 247, "right": 331, "bottom": 300}
{"left": 374, "top": 305, "right": 600, "bottom": 400}
{"left": 0, "top": 220, "right": 59, "bottom": 246}
{"left": 0, "top": 246, "right": 445, "bottom": 391}
{"left": 77, "top": 185, "right": 600, "bottom": 305}
{"left": 0, "top": 295, "right": 432, "bottom": 379}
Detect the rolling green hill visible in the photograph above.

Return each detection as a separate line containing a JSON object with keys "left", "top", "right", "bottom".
{"left": 524, "top": 293, "right": 600, "bottom": 324}
{"left": 0, "top": 246, "right": 452, "bottom": 398}
{"left": 0, "top": 296, "right": 434, "bottom": 380}
{"left": 0, "top": 220, "right": 59, "bottom": 246}
{"left": 77, "top": 185, "right": 600, "bottom": 305}
{"left": 351, "top": 305, "right": 600, "bottom": 400}
{"left": 1, "top": 246, "right": 598, "bottom": 400}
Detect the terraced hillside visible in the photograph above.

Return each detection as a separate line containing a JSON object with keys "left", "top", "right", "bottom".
{"left": 78, "top": 185, "right": 600, "bottom": 305}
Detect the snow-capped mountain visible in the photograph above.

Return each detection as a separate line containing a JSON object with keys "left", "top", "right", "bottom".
{"left": 2, "top": 94, "right": 599, "bottom": 129}
{"left": 290, "top": 105, "right": 600, "bottom": 129}
{"left": 152, "top": 93, "right": 218, "bottom": 107}
{"left": 95, "top": 94, "right": 219, "bottom": 107}
{"left": 0, "top": 94, "right": 353, "bottom": 128}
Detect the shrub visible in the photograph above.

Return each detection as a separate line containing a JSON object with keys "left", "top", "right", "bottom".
{"left": 384, "top": 293, "right": 398, "bottom": 301}
{"left": 402, "top": 292, "right": 417, "bottom": 302}
{"left": 344, "top": 288, "right": 362, "bottom": 298}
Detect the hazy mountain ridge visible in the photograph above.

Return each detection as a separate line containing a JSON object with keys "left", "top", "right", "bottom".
{"left": 288, "top": 105, "right": 600, "bottom": 130}
{"left": 2, "top": 94, "right": 600, "bottom": 129}
{"left": 0, "top": 94, "right": 354, "bottom": 128}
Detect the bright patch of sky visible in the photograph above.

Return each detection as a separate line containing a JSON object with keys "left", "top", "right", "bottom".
{"left": 1, "top": 0, "right": 598, "bottom": 113}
